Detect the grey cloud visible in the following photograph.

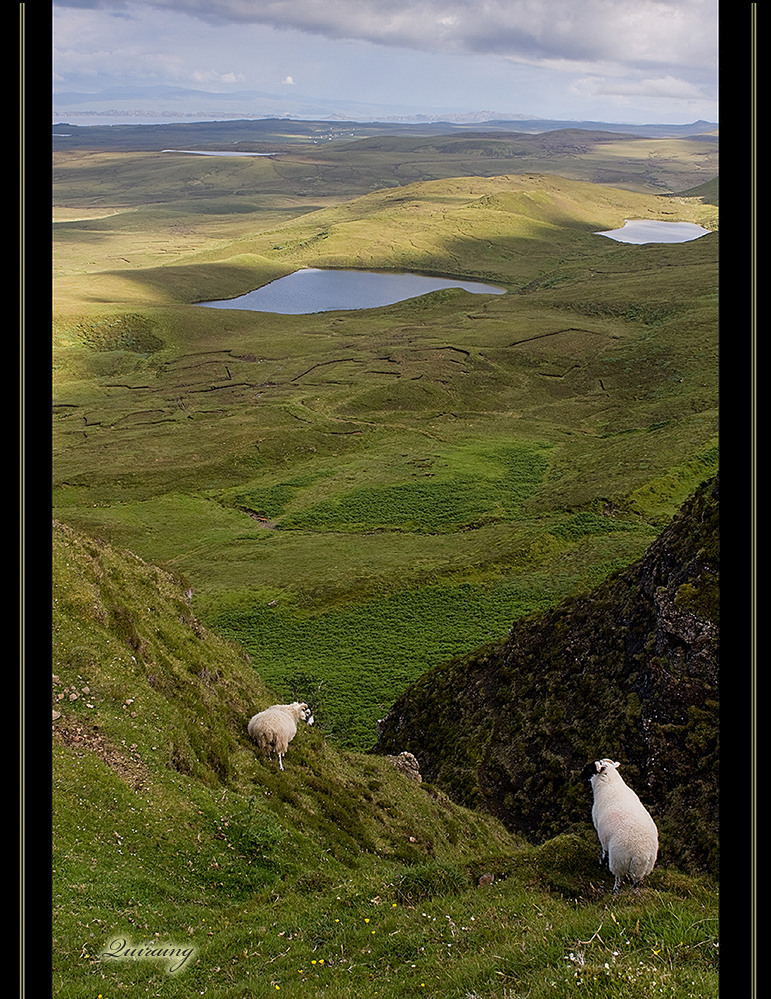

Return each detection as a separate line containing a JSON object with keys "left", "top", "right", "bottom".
{"left": 53, "top": 0, "right": 718, "bottom": 72}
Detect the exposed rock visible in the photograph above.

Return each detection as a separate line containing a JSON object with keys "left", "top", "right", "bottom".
{"left": 385, "top": 751, "right": 423, "bottom": 782}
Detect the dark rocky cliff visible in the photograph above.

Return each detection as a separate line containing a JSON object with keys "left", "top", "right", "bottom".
{"left": 376, "top": 476, "right": 719, "bottom": 876}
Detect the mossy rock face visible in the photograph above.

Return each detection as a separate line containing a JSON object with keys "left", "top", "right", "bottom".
{"left": 377, "top": 477, "right": 719, "bottom": 876}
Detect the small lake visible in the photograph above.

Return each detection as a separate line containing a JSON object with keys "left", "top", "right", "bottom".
{"left": 162, "top": 149, "right": 278, "bottom": 157}
{"left": 198, "top": 268, "right": 507, "bottom": 314}
{"left": 595, "top": 219, "right": 712, "bottom": 244}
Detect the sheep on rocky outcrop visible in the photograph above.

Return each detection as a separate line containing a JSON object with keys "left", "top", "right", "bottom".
{"left": 580, "top": 758, "right": 658, "bottom": 892}
{"left": 248, "top": 702, "right": 314, "bottom": 771}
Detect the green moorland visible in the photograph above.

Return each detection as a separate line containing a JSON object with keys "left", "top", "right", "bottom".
{"left": 53, "top": 126, "right": 718, "bottom": 750}
{"left": 50, "top": 121, "right": 719, "bottom": 997}
{"left": 51, "top": 518, "right": 718, "bottom": 998}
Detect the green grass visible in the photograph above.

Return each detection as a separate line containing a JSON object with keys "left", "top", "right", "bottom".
{"left": 52, "top": 166, "right": 718, "bottom": 751}
{"left": 49, "top": 123, "right": 721, "bottom": 999}
{"left": 272, "top": 440, "right": 551, "bottom": 533}
{"left": 201, "top": 519, "right": 658, "bottom": 751}
{"left": 50, "top": 521, "right": 719, "bottom": 999}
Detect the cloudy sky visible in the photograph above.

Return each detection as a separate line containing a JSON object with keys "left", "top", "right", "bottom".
{"left": 52, "top": 0, "right": 719, "bottom": 123}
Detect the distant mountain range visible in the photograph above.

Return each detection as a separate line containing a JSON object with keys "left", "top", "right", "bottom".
{"left": 52, "top": 84, "right": 717, "bottom": 138}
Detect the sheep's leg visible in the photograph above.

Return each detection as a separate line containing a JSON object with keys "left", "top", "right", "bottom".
{"left": 278, "top": 753, "right": 284, "bottom": 771}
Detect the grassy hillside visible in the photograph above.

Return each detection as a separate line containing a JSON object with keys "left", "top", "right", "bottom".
{"left": 49, "top": 123, "right": 721, "bottom": 995}
{"left": 53, "top": 168, "right": 718, "bottom": 748}
{"left": 51, "top": 520, "right": 718, "bottom": 998}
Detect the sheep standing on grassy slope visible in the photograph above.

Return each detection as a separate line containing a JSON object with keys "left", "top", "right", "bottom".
{"left": 248, "top": 702, "right": 314, "bottom": 771}
{"left": 580, "top": 758, "right": 659, "bottom": 893}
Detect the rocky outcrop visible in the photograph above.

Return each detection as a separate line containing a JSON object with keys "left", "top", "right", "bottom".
{"left": 376, "top": 477, "right": 719, "bottom": 876}
{"left": 385, "top": 751, "right": 423, "bottom": 782}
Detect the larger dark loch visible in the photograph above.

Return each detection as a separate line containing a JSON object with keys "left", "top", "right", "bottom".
{"left": 198, "top": 268, "right": 507, "bottom": 315}
{"left": 595, "top": 219, "right": 712, "bottom": 244}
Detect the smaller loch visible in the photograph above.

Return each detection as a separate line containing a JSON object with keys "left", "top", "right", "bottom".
{"left": 595, "top": 219, "right": 712, "bottom": 244}
{"left": 162, "top": 149, "right": 278, "bottom": 157}
{"left": 198, "top": 268, "right": 507, "bottom": 315}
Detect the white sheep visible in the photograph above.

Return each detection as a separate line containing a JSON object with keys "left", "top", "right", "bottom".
{"left": 581, "top": 758, "right": 658, "bottom": 892}
{"left": 248, "top": 701, "right": 314, "bottom": 771}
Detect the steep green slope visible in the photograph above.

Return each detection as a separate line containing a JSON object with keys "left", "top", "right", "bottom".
{"left": 50, "top": 519, "right": 513, "bottom": 993}
{"left": 52, "top": 518, "right": 513, "bottom": 858}
{"left": 50, "top": 519, "right": 718, "bottom": 998}
{"left": 376, "top": 476, "right": 719, "bottom": 877}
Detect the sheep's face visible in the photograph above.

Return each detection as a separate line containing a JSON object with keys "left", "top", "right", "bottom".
{"left": 298, "top": 702, "right": 315, "bottom": 726}
{"left": 580, "top": 759, "right": 620, "bottom": 784}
